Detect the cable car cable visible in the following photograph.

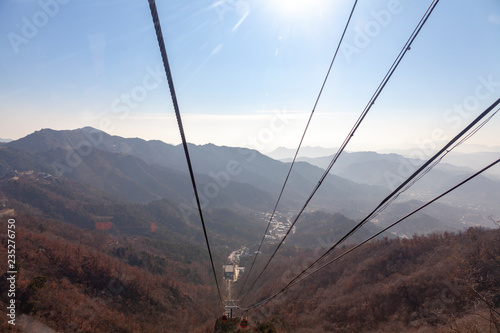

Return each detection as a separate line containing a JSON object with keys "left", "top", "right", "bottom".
{"left": 242, "top": 156, "right": 500, "bottom": 310}
{"left": 246, "top": 99, "right": 500, "bottom": 308}
{"left": 361, "top": 109, "right": 498, "bottom": 225}
{"left": 294, "top": 159, "right": 500, "bottom": 288}
{"left": 243, "top": 99, "right": 500, "bottom": 309}
{"left": 240, "top": 0, "right": 440, "bottom": 303}
{"left": 147, "top": 0, "right": 224, "bottom": 306}
{"left": 237, "top": 0, "right": 360, "bottom": 299}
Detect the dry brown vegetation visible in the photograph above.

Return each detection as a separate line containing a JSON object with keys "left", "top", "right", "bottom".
{"left": 0, "top": 173, "right": 498, "bottom": 332}
{"left": 241, "top": 228, "right": 500, "bottom": 332}
{"left": 0, "top": 213, "right": 220, "bottom": 332}
{"left": 1, "top": 212, "right": 499, "bottom": 332}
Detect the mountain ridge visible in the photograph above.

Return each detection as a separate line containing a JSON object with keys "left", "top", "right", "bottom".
{"left": 5, "top": 127, "right": 387, "bottom": 217}
{"left": 4, "top": 127, "right": 499, "bottom": 234}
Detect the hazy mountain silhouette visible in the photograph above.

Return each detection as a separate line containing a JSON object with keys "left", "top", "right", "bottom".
{"left": 4, "top": 127, "right": 498, "bottom": 234}
{"left": 5, "top": 127, "right": 386, "bottom": 216}
{"left": 284, "top": 151, "right": 500, "bottom": 216}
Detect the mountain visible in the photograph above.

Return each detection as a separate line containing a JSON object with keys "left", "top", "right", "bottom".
{"left": 373, "top": 200, "right": 483, "bottom": 237}
{"left": 274, "top": 150, "right": 500, "bottom": 234}
{"left": 0, "top": 138, "right": 11, "bottom": 143}
{"left": 180, "top": 144, "right": 386, "bottom": 217}
{"left": 282, "top": 151, "right": 473, "bottom": 188}
{"left": 1, "top": 128, "right": 499, "bottom": 332}
{"left": 4, "top": 127, "right": 498, "bottom": 233}
{"left": 289, "top": 211, "right": 393, "bottom": 248}
{"left": 286, "top": 150, "right": 500, "bottom": 217}
{"left": 376, "top": 148, "right": 500, "bottom": 178}
{"left": 442, "top": 151, "right": 500, "bottom": 177}
{"left": 5, "top": 128, "right": 387, "bottom": 217}
{"left": 2, "top": 134, "right": 276, "bottom": 212}
{"left": 6, "top": 127, "right": 185, "bottom": 173}
{"left": 0, "top": 164, "right": 268, "bottom": 251}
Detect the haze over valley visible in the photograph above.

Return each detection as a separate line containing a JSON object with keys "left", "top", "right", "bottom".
{"left": 3, "top": 127, "right": 498, "bottom": 236}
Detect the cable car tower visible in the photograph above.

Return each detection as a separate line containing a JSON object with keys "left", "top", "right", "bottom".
{"left": 217, "top": 300, "right": 249, "bottom": 332}
{"left": 225, "top": 299, "right": 239, "bottom": 330}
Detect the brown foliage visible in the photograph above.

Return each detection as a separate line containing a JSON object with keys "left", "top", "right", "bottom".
{"left": 244, "top": 228, "right": 500, "bottom": 332}
{"left": 0, "top": 214, "right": 221, "bottom": 332}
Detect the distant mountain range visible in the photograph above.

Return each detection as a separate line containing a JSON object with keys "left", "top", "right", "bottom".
{"left": 271, "top": 145, "right": 500, "bottom": 180}
{"left": 2, "top": 127, "right": 386, "bottom": 217}
{"left": 1, "top": 127, "right": 498, "bottom": 237}
{"left": 276, "top": 150, "right": 500, "bottom": 217}
{"left": 270, "top": 144, "right": 500, "bottom": 160}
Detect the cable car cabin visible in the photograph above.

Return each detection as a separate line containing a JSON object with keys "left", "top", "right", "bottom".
{"left": 240, "top": 318, "right": 248, "bottom": 328}
{"left": 221, "top": 314, "right": 228, "bottom": 322}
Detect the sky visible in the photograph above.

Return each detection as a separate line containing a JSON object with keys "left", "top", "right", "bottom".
{"left": 1, "top": 0, "right": 500, "bottom": 154}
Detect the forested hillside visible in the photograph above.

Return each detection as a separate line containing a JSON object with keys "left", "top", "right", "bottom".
{"left": 2, "top": 208, "right": 497, "bottom": 332}
{"left": 0, "top": 212, "right": 220, "bottom": 332}
{"left": 0, "top": 129, "right": 498, "bottom": 332}
{"left": 2, "top": 0, "right": 500, "bottom": 329}
{"left": 240, "top": 227, "right": 500, "bottom": 333}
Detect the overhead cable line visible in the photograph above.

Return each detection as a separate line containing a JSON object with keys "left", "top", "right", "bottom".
{"left": 365, "top": 108, "right": 498, "bottom": 225}
{"left": 240, "top": 0, "right": 441, "bottom": 303}
{"left": 237, "top": 0, "right": 360, "bottom": 299}
{"left": 243, "top": 98, "right": 500, "bottom": 310}
{"left": 293, "top": 160, "right": 500, "bottom": 289}
{"left": 243, "top": 155, "right": 500, "bottom": 310}
{"left": 147, "top": 0, "right": 224, "bottom": 306}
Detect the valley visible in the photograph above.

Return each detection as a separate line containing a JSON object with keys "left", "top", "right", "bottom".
{"left": 258, "top": 211, "right": 295, "bottom": 242}
{"left": 3, "top": 127, "right": 498, "bottom": 235}
{"left": 0, "top": 127, "right": 498, "bottom": 332}
{"left": 3, "top": 0, "right": 500, "bottom": 330}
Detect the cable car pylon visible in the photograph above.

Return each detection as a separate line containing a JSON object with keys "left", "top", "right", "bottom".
{"left": 216, "top": 300, "right": 250, "bottom": 332}
{"left": 225, "top": 299, "right": 239, "bottom": 332}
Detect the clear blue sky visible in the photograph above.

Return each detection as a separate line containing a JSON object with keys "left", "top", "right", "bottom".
{"left": 1, "top": 0, "right": 499, "bottom": 153}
